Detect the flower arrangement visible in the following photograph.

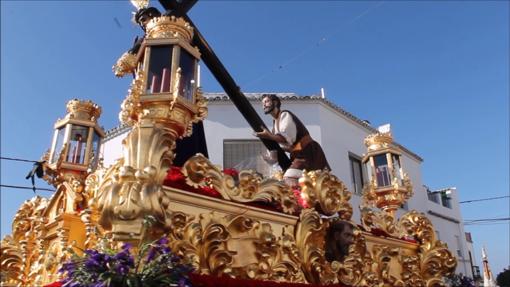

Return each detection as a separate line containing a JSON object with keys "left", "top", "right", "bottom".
{"left": 58, "top": 237, "right": 193, "bottom": 287}
{"left": 163, "top": 166, "right": 222, "bottom": 198}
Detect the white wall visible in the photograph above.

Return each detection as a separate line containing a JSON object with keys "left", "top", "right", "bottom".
{"left": 426, "top": 188, "right": 473, "bottom": 277}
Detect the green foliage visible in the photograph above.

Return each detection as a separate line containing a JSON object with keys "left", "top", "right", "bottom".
{"left": 445, "top": 273, "right": 475, "bottom": 287}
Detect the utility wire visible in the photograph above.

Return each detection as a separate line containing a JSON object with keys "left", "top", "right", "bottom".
{"left": 0, "top": 156, "right": 37, "bottom": 163}
{"left": 459, "top": 195, "right": 510, "bottom": 204}
{"left": 0, "top": 184, "right": 55, "bottom": 192}
{"left": 243, "top": 1, "right": 385, "bottom": 89}
{"left": 464, "top": 217, "right": 510, "bottom": 225}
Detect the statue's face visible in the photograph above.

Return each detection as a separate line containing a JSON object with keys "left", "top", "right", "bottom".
{"left": 335, "top": 226, "right": 354, "bottom": 255}
{"left": 262, "top": 97, "right": 276, "bottom": 114}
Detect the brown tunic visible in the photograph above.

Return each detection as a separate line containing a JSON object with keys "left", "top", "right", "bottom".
{"left": 274, "top": 110, "right": 330, "bottom": 172}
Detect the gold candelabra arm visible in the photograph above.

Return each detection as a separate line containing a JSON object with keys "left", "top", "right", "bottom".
{"left": 112, "top": 52, "right": 138, "bottom": 77}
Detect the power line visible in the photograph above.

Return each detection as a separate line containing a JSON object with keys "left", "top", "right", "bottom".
{"left": 464, "top": 217, "right": 510, "bottom": 225}
{"left": 0, "top": 156, "right": 37, "bottom": 163}
{"left": 0, "top": 184, "right": 55, "bottom": 192}
{"left": 459, "top": 195, "right": 510, "bottom": 204}
{"left": 243, "top": 1, "right": 385, "bottom": 88}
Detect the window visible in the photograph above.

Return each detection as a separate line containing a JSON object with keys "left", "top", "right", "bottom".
{"left": 349, "top": 153, "right": 365, "bottom": 195}
{"left": 428, "top": 191, "right": 440, "bottom": 203}
{"left": 441, "top": 192, "right": 452, "bottom": 209}
{"left": 223, "top": 139, "right": 271, "bottom": 176}
{"left": 455, "top": 235, "right": 463, "bottom": 258}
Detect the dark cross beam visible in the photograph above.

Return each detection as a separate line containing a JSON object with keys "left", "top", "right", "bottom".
{"left": 159, "top": 0, "right": 292, "bottom": 170}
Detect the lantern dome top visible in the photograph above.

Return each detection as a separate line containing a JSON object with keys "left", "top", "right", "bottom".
{"left": 66, "top": 99, "right": 102, "bottom": 122}
{"left": 364, "top": 132, "right": 393, "bottom": 151}
{"left": 146, "top": 16, "right": 194, "bottom": 41}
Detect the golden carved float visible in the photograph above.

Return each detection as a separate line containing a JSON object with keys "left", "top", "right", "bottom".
{"left": 1, "top": 3, "right": 456, "bottom": 287}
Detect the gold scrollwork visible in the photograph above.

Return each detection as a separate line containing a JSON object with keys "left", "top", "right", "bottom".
{"left": 294, "top": 209, "right": 335, "bottom": 284}
{"left": 371, "top": 244, "right": 404, "bottom": 287}
{"left": 337, "top": 231, "right": 378, "bottom": 287}
{"left": 146, "top": 16, "right": 194, "bottom": 41}
{"left": 181, "top": 154, "right": 299, "bottom": 214}
{"left": 398, "top": 211, "right": 457, "bottom": 284}
{"left": 360, "top": 207, "right": 400, "bottom": 237}
{"left": 112, "top": 52, "right": 138, "bottom": 78}
{"left": 165, "top": 211, "right": 305, "bottom": 283}
{"left": 299, "top": 170, "right": 352, "bottom": 219}
{"left": 120, "top": 69, "right": 145, "bottom": 126}
{"left": 0, "top": 235, "right": 24, "bottom": 286}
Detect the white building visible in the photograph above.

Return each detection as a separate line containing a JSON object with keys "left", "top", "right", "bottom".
{"left": 102, "top": 92, "right": 476, "bottom": 278}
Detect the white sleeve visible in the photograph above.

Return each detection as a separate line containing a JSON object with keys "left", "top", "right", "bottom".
{"left": 276, "top": 111, "right": 297, "bottom": 145}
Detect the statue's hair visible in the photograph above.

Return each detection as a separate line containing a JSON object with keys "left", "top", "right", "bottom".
{"left": 133, "top": 7, "right": 161, "bottom": 25}
{"left": 324, "top": 220, "right": 353, "bottom": 262}
{"left": 262, "top": 94, "right": 281, "bottom": 109}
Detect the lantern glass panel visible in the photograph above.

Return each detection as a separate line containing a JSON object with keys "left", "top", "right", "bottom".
{"left": 51, "top": 127, "right": 66, "bottom": 164}
{"left": 146, "top": 45, "right": 173, "bottom": 94}
{"left": 391, "top": 154, "right": 403, "bottom": 183}
{"left": 66, "top": 125, "right": 89, "bottom": 165}
{"left": 179, "top": 49, "right": 196, "bottom": 101}
{"left": 374, "top": 154, "right": 391, "bottom": 187}
{"left": 90, "top": 131, "right": 101, "bottom": 168}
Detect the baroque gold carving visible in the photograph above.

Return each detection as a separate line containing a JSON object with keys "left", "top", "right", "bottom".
{"left": 362, "top": 175, "right": 413, "bottom": 217}
{"left": 183, "top": 88, "right": 208, "bottom": 137}
{"left": 360, "top": 207, "right": 399, "bottom": 237}
{"left": 66, "top": 99, "right": 102, "bottom": 121}
{"left": 337, "top": 230, "right": 378, "bottom": 286}
{"left": 294, "top": 209, "right": 335, "bottom": 284}
{"left": 146, "top": 16, "right": 194, "bottom": 41}
{"left": 398, "top": 211, "right": 457, "bottom": 284}
{"left": 181, "top": 154, "right": 299, "bottom": 214}
{"left": 1, "top": 235, "right": 23, "bottom": 286}
{"left": 120, "top": 69, "right": 145, "bottom": 126}
{"left": 299, "top": 170, "right": 352, "bottom": 218}
{"left": 364, "top": 132, "right": 393, "bottom": 151}
{"left": 165, "top": 211, "right": 306, "bottom": 282}
{"left": 112, "top": 52, "right": 138, "bottom": 77}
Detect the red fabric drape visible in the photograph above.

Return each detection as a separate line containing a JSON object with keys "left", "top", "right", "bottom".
{"left": 189, "top": 274, "right": 350, "bottom": 287}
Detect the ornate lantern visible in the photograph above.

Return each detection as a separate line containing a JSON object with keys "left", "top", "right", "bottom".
{"left": 362, "top": 130, "right": 412, "bottom": 217}
{"left": 100, "top": 14, "right": 207, "bottom": 241}
{"left": 120, "top": 15, "right": 206, "bottom": 138}
{"left": 48, "top": 99, "right": 104, "bottom": 172}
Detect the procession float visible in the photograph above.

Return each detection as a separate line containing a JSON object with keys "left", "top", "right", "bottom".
{"left": 0, "top": 1, "right": 457, "bottom": 286}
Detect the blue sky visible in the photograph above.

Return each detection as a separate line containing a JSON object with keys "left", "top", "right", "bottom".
{"left": 1, "top": 0, "right": 509, "bottom": 275}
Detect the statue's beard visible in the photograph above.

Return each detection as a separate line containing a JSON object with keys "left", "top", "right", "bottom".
{"left": 338, "top": 243, "right": 350, "bottom": 257}
{"left": 264, "top": 105, "right": 274, "bottom": 114}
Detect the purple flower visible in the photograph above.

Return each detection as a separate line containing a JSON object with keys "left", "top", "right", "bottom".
{"left": 156, "top": 237, "right": 169, "bottom": 245}
{"left": 59, "top": 261, "right": 76, "bottom": 273}
{"left": 121, "top": 242, "right": 133, "bottom": 250}
{"left": 115, "top": 264, "right": 130, "bottom": 275}
{"left": 146, "top": 248, "right": 157, "bottom": 262}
